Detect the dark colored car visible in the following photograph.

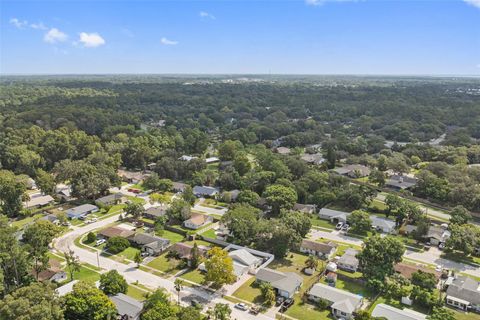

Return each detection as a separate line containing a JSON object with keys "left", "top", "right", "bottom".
{"left": 276, "top": 296, "right": 285, "bottom": 306}
{"left": 190, "top": 299, "right": 202, "bottom": 308}
{"left": 280, "top": 298, "right": 294, "bottom": 312}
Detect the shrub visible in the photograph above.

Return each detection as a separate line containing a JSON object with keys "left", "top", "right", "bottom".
{"left": 106, "top": 236, "right": 129, "bottom": 254}
{"left": 85, "top": 232, "right": 96, "bottom": 244}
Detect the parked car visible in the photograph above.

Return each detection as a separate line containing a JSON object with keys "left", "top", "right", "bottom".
{"left": 249, "top": 306, "right": 260, "bottom": 315}
{"left": 91, "top": 217, "right": 98, "bottom": 222}
{"left": 95, "top": 239, "right": 106, "bottom": 246}
{"left": 276, "top": 296, "right": 285, "bottom": 306}
{"left": 234, "top": 303, "right": 248, "bottom": 311}
{"left": 141, "top": 252, "right": 150, "bottom": 257}
{"left": 341, "top": 223, "right": 350, "bottom": 231}
{"left": 280, "top": 298, "right": 294, "bottom": 312}
{"left": 190, "top": 299, "right": 202, "bottom": 308}
{"left": 336, "top": 222, "right": 344, "bottom": 230}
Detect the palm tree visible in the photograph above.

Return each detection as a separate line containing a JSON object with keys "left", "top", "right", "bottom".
{"left": 174, "top": 278, "right": 183, "bottom": 304}
{"left": 305, "top": 254, "right": 319, "bottom": 271}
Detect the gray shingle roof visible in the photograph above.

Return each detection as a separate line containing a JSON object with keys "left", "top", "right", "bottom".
{"left": 109, "top": 293, "right": 143, "bottom": 319}
{"left": 372, "top": 303, "right": 427, "bottom": 320}
{"left": 446, "top": 276, "right": 480, "bottom": 305}
{"left": 308, "top": 283, "right": 363, "bottom": 314}
{"left": 256, "top": 268, "right": 303, "bottom": 294}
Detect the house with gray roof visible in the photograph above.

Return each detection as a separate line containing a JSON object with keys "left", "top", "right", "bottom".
{"left": 66, "top": 204, "right": 99, "bottom": 219}
{"left": 109, "top": 293, "right": 143, "bottom": 320}
{"left": 372, "top": 303, "right": 426, "bottom": 320}
{"left": 446, "top": 276, "right": 480, "bottom": 312}
{"left": 23, "top": 193, "right": 55, "bottom": 209}
{"left": 300, "top": 153, "right": 325, "bottom": 165}
{"left": 172, "top": 182, "right": 188, "bottom": 192}
{"left": 319, "top": 208, "right": 351, "bottom": 223}
{"left": 427, "top": 226, "right": 451, "bottom": 246}
{"left": 229, "top": 249, "right": 262, "bottom": 276}
{"left": 334, "top": 164, "right": 371, "bottom": 178}
{"left": 293, "top": 203, "right": 316, "bottom": 214}
{"left": 128, "top": 233, "right": 170, "bottom": 256}
{"left": 95, "top": 193, "right": 123, "bottom": 207}
{"left": 308, "top": 283, "right": 363, "bottom": 320}
{"left": 337, "top": 248, "right": 360, "bottom": 272}
{"left": 144, "top": 206, "right": 167, "bottom": 220}
{"left": 256, "top": 268, "right": 303, "bottom": 298}
{"left": 193, "top": 185, "right": 220, "bottom": 197}
{"left": 300, "top": 240, "right": 337, "bottom": 260}
{"left": 385, "top": 175, "right": 418, "bottom": 190}
{"left": 371, "top": 216, "right": 396, "bottom": 233}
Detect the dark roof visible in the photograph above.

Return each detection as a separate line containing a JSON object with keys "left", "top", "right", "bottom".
{"left": 394, "top": 262, "right": 441, "bottom": 281}
{"left": 169, "top": 243, "right": 208, "bottom": 259}
{"left": 95, "top": 193, "right": 123, "bottom": 204}
{"left": 110, "top": 293, "right": 143, "bottom": 319}
{"left": 385, "top": 175, "right": 418, "bottom": 190}
{"left": 144, "top": 206, "right": 167, "bottom": 218}
{"left": 128, "top": 233, "right": 169, "bottom": 247}
{"left": 301, "top": 240, "right": 336, "bottom": 254}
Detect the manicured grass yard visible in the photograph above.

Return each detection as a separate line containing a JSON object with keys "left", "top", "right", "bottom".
{"left": 183, "top": 239, "right": 213, "bottom": 247}
{"left": 232, "top": 277, "right": 264, "bottom": 304}
{"left": 452, "top": 309, "right": 480, "bottom": 320}
{"left": 309, "top": 216, "right": 335, "bottom": 230}
{"left": 118, "top": 247, "right": 141, "bottom": 261}
{"left": 285, "top": 301, "right": 333, "bottom": 320}
{"left": 200, "top": 228, "right": 217, "bottom": 239}
{"left": 179, "top": 269, "right": 205, "bottom": 284}
{"left": 146, "top": 253, "right": 183, "bottom": 273}
{"left": 127, "top": 284, "right": 148, "bottom": 301}
{"left": 157, "top": 229, "right": 184, "bottom": 244}
{"left": 11, "top": 213, "right": 44, "bottom": 229}
{"left": 66, "top": 264, "right": 101, "bottom": 283}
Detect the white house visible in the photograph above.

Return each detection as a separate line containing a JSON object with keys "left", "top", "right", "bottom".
{"left": 256, "top": 268, "right": 303, "bottom": 298}
{"left": 183, "top": 213, "right": 213, "bottom": 230}
{"left": 371, "top": 216, "right": 396, "bottom": 233}
{"left": 337, "top": 248, "right": 360, "bottom": 272}
{"left": 446, "top": 276, "right": 480, "bottom": 312}
{"left": 308, "top": 283, "right": 363, "bottom": 320}
{"left": 229, "top": 249, "right": 263, "bottom": 276}
{"left": 300, "top": 240, "right": 337, "bottom": 260}
{"left": 319, "top": 208, "right": 351, "bottom": 223}
{"left": 372, "top": 303, "right": 427, "bottom": 320}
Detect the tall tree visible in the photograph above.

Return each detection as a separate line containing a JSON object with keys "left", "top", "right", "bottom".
{"left": 204, "top": 247, "right": 236, "bottom": 288}
{"left": 35, "top": 169, "right": 56, "bottom": 196}
{"left": 0, "top": 170, "right": 27, "bottom": 217}
{"left": 347, "top": 210, "right": 372, "bottom": 234}
{"left": 64, "top": 249, "right": 81, "bottom": 281}
{"left": 141, "top": 288, "right": 177, "bottom": 320}
{"left": 99, "top": 270, "right": 128, "bottom": 295}
{"left": 63, "top": 281, "right": 117, "bottom": 320}
{"left": 449, "top": 205, "right": 472, "bottom": 225}
{"left": 125, "top": 202, "right": 144, "bottom": 220}
{"left": 263, "top": 184, "right": 297, "bottom": 215}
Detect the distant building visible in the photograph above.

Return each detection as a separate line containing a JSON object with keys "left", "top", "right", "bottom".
{"left": 308, "top": 283, "right": 363, "bottom": 320}
{"left": 275, "top": 147, "right": 291, "bottom": 155}
{"left": 178, "top": 155, "right": 198, "bottom": 161}
{"left": 371, "top": 216, "right": 396, "bottom": 233}
{"left": 172, "top": 182, "right": 188, "bottom": 192}
{"left": 333, "top": 164, "right": 371, "bottom": 178}
{"left": 192, "top": 186, "right": 219, "bottom": 197}
{"left": 205, "top": 157, "right": 220, "bottom": 164}
{"left": 98, "top": 226, "right": 135, "bottom": 240}
{"left": 143, "top": 205, "right": 168, "bottom": 220}
{"left": 66, "top": 204, "right": 99, "bottom": 219}
{"left": 183, "top": 213, "right": 213, "bottom": 230}
{"left": 300, "top": 153, "right": 325, "bottom": 165}
{"left": 128, "top": 233, "right": 170, "bottom": 256}
{"left": 426, "top": 225, "right": 451, "bottom": 246}
{"left": 56, "top": 184, "right": 72, "bottom": 201}
{"left": 385, "top": 175, "right": 418, "bottom": 190}
{"left": 293, "top": 203, "right": 316, "bottom": 214}
{"left": 319, "top": 208, "right": 351, "bottom": 223}
{"left": 23, "top": 193, "right": 55, "bottom": 209}
{"left": 109, "top": 293, "right": 143, "bottom": 320}
{"left": 372, "top": 303, "right": 426, "bottom": 320}
{"left": 118, "top": 170, "right": 148, "bottom": 184}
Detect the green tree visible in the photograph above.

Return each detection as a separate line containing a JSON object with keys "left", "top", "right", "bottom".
{"left": 428, "top": 307, "right": 455, "bottom": 320}
{"left": 63, "top": 281, "right": 117, "bottom": 320}
{"left": 134, "top": 251, "right": 142, "bottom": 268}
{"left": 305, "top": 254, "right": 319, "bottom": 271}
{"left": 221, "top": 204, "right": 260, "bottom": 245}
{"left": 182, "top": 185, "right": 196, "bottom": 206}
{"left": 0, "top": 170, "right": 27, "bottom": 217}
{"left": 86, "top": 232, "right": 96, "bottom": 244}
{"left": 64, "top": 249, "right": 81, "bottom": 281}
{"left": 369, "top": 169, "right": 386, "bottom": 187}
{"left": 204, "top": 247, "right": 236, "bottom": 288}
{"left": 445, "top": 223, "right": 480, "bottom": 256}
{"left": 348, "top": 210, "right": 372, "bottom": 234}
{"left": 411, "top": 270, "right": 437, "bottom": 291}
{"left": 449, "top": 205, "right": 472, "bottom": 225}
{"left": 35, "top": 169, "right": 56, "bottom": 196}
{"left": 0, "top": 282, "right": 64, "bottom": 320}
{"left": 233, "top": 152, "right": 251, "bottom": 176}
{"left": 178, "top": 306, "right": 202, "bottom": 320}
{"left": 218, "top": 140, "right": 242, "bottom": 161}
{"left": 280, "top": 210, "right": 312, "bottom": 238}
{"left": 357, "top": 235, "right": 405, "bottom": 291}
{"left": 106, "top": 236, "right": 130, "bottom": 254}
{"left": 326, "top": 145, "right": 336, "bottom": 169}
{"left": 260, "top": 282, "right": 276, "bottom": 307}
{"left": 167, "top": 199, "right": 191, "bottom": 222}
{"left": 99, "top": 270, "right": 128, "bottom": 295}
{"left": 236, "top": 190, "right": 260, "bottom": 206}
{"left": 154, "top": 215, "right": 168, "bottom": 235}
{"left": 212, "top": 303, "right": 232, "bottom": 320}
{"left": 174, "top": 278, "right": 183, "bottom": 304}
{"left": 263, "top": 184, "right": 297, "bottom": 215}
{"left": 23, "top": 220, "right": 61, "bottom": 280}
{"left": 141, "top": 288, "right": 177, "bottom": 320}
{"left": 125, "top": 202, "right": 144, "bottom": 219}
{"left": 190, "top": 242, "right": 201, "bottom": 268}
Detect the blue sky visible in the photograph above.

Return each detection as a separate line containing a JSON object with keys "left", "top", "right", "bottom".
{"left": 1, "top": 0, "right": 479, "bottom": 75}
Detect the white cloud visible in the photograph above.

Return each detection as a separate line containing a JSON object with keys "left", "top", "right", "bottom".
{"left": 199, "top": 11, "right": 215, "bottom": 19}
{"left": 161, "top": 37, "right": 178, "bottom": 45}
{"left": 306, "top": 0, "right": 359, "bottom": 6}
{"left": 10, "top": 18, "right": 28, "bottom": 29}
{"left": 44, "top": 28, "right": 68, "bottom": 43}
{"left": 79, "top": 32, "right": 105, "bottom": 47}
{"left": 30, "top": 22, "right": 47, "bottom": 30}
{"left": 464, "top": 0, "right": 480, "bottom": 8}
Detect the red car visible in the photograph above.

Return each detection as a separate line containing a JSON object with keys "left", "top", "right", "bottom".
{"left": 128, "top": 188, "right": 141, "bottom": 194}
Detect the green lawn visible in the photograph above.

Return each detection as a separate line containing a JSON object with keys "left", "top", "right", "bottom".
{"left": 309, "top": 216, "right": 335, "bottom": 230}
{"left": 11, "top": 213, "right": 44, "bottom": 229}
{"left": 107, "top": 204, "right": 126, "bottom": 214}
{"left": 126, "top": 196, "right": 146, "bottom": 204}
{"left": 183, "top": 239, "right": 212, "bottom": 247}
{"left": 157, "top": 229, "right": 184, "bottom": 244}
{"left": 451, "top": 309, "right": 480, "bottom": 320}
{"left": 200, "top": 228, "right": 217, "bottom": 239}
{"left": 232, "top": 277, "right": 264, "bottom": 304}
{"left": 66, "top": 264, "right": 101, "bottom": 283}
{"left": 179, "top": 269, "right": 205, "bottom": 284}
{"left": 146, "top": 253, "right": 183, "bottom": 273}
{"left": 285, "top": 301, "right": 333, "bottom": 320}
{"left": 130, "top": 183, "right": 147, "bottom": 191}
{"left": 320, "top": 276, "right": 373, "bottom": 298}
{"left": 118, "top": 247, "right": 141, "bottom": 261}
{"left": 127, "top": 285, "right": 148, "bottom": 301}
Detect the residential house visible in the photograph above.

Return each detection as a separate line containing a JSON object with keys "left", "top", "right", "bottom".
{"left": 300, "top": 240, "right": 337, "bottom": 260}
{"left": 98, "top": 226, "right": 135, "bottom": 240}
{"left": 144, "top": 206, "right": 168, "bottom": 220}
{"left": 56, "top": 184, "right": 72, "bottom": 201}
{"left": 300, "top": 153, "right": 325, "bottom": 165}
{"left": 337, "top": 248, "right": 359, "bottom": 272}
{"left": 205, "top": 157, "right": 220, "bottom": 164}
{"left": 293, "top": 203, "right": 316, "bottom": 214}
{"left": 255, "top": 268, "right": 303, "bottom": 298}
{"left": 95, "top": 193, "right": 123, "bottom": 207}
{"left": 372, "top": 303, "right": 427, "bottom": 320}
{"left": 128, "top": 233, "right": 170, "bottom": 256}
{"left": 178, "top": 155, "right": 198, "bottom": 161}
{"left": 40, "top": 213, "right": 60, "bottom": 225}
{"left": 192, "top": 186, "right": 220, "bottom": 198}
{"left": 56, "top": 280, "right": 78, "bottom": 297}
{"left": 319, "top": 208, "right": 351, "bottom": 223}
{"left": 228, "top": 249, "right": 263, "bottom": 277}
{"left": 426, "top": 226, "right": 451, "bottom": 246}
{"left": 385, "top": 175, "right": 418, "bottom": 191}
{"left": 66, "top": 204, "right": 99, "bottom": 219}
{"left": 23, "top": 193, "right": 55, "bottom": 209}
{"left": 168, "top": 243, "right": 208, "bottom": 266}
{"left": 333, "top": 164, "right": 371, "bottom": 178}
{"left": 308, "top": 283, "right": 363, "bottom": 320}
{"left": 183, "top": 213, "right": 213, "bottom": 230}
{"left": 118, "top": 170, "right": 148, "bottom": 184}
{"left": 109, "top": 293, "right": 144, "bottom": 320}
{"left": 172, "top": 182, "right": 188, "bottom": 192}
{"left": 371, "top": 216, "right": 396, "bottom": 233}
{"left": 446, "top": 276, "right": 480, "bottom": 311}
{"left": 25, "top": 177, "right": 37, "bottom": 190}
{"left": 224, "top": 189, "right": 241, "bottom": 202}
{"left": 401, "top": 224, "right": 417, "bottom": 235}
{"left": 394, "top": 263, "right": 441, "bottom": 282}
{"left": 33, "top": 260, "right": 67, "bottom": 283}
{"left": 275, "top": 147, "right": 291, "bottom": 155}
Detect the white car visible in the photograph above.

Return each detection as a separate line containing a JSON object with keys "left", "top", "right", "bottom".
{"left": 95, "top": 239, "right": 106, "bottom": 246}
{"left": 234, "top": 303, "right": 248, "bottom": 311}
{"left": 91, "top": 217, "right": 98, "bottom": 222}
{"left": 336, "top": 222, "right": 344, "bottom": 230}
{"left": 341, "top": 224, "right": 350, "bottom": 231}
